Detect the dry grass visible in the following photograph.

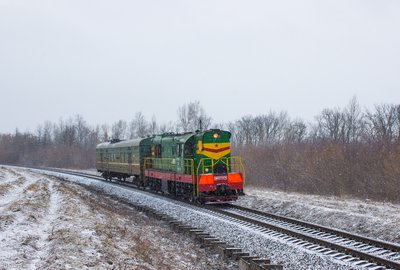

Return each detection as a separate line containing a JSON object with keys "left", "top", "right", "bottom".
{"left": 0, "top": 176, "right": 25, "bottom": 195}
{"left": 1, "top": 167, "right": 20, "bottom": 177}
{"left": 50, "top": 228, "right": 78, "bottom": 243}
{"left": 0, "top": 214, "right": 16, "bottom": 231}
{"left": 14, "top": 176, "right": 26, "bottom": 186}
{"left": 0, "top": 182, "right": 13, "bottom": 196}
{"left": 8, "top": 179, "right": 50, "bottom": 219}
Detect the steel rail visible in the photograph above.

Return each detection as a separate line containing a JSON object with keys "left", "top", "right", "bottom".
{"left": 228, "top": 204, "right": 400, "bottom": 253}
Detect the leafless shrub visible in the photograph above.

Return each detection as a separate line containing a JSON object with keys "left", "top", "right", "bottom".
{"left": 237, "top": 141, "right": 400, "bottom": 202}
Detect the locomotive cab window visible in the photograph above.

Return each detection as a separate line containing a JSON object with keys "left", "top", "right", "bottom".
{"left": 185, "top": 142, "right": 194, "bottom": 157}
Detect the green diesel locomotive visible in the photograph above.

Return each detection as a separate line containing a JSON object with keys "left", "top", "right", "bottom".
{"left": 96, "top": 129, "right": 245, "bottom": 203}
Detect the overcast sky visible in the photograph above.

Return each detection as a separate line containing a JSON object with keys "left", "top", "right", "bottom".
{"left": 1, "top": 0, "right": 399, "bottom": 133}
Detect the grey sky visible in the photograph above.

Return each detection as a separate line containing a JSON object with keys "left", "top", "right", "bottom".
{"left": 1, "top": 0, "right": 399, "bottom": 133}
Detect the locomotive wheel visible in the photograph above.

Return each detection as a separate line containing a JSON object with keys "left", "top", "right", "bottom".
{"left": 189, "top": 195, "right": 197, "bottom": 203}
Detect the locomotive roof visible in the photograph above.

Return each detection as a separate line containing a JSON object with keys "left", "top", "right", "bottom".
{"left": 177, "top": 132, "right": 196, "bottom": 143}
{"left": 152, "top": 132, "right": 195, "bottom": 144}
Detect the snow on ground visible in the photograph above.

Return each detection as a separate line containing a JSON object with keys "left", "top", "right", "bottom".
{"left": 0, "top": 166, "right": 235, "bottom": 270}
{"left": 235, "top": 187, "right": 400, "bottom": 244}
{"left": 4, "top": 166, "right": 397, "bottom": 269}
{"left": 25, "top": 168, "right": 369, "bottom": 270}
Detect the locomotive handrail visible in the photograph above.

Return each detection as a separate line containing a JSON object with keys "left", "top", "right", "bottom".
{"left": 195, "top": 156, "right": 246, "bottom": 196}
{"left": 144, "top": 157, "right": 195, "bottom": 182}
{"left": 144, "top": 157, "right": 193, "bottom": 172}
{"left": 196, "top": 156, "right": 245, "bottom": 175}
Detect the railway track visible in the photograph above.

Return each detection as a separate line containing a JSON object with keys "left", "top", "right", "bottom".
{"left": 16, "top": 166, "right": 400, "bottom": 270}
{"left": 208, "top": 204, "right": 400, "bottom": 270}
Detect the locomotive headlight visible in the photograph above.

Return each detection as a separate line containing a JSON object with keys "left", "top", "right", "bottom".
{"left": 213, "top": 133, "right": 219, "bottom": 139}
{"left": 205, "top": 168, "right": 209, "bottom": 173}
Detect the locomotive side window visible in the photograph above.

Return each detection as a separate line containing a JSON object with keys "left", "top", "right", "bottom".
{"left": 177, "top": 144, "right": 182, "bottom": 157}
{"left": 155, "top": 144, "right": 161, "bottom": 158}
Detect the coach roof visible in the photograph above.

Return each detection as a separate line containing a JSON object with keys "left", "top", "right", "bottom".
{"left": 96, "top": 138, "right": 143, "bottom": 149}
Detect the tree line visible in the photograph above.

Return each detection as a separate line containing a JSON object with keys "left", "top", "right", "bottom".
{"left": 231, "top": 97, "right": 400, "bottom": 202}
{"left": 230, "top": 97, "right": 400, "bottom": 146}
{"left": 0, "top": 99, "right": 399, "bottom": 202}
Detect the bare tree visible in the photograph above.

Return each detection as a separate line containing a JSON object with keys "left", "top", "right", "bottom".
{"left": 315, "top": 108, "right": 346, "bottom": 142}
{"left": 231, "top": 112, "right": 290, "bottom": 146}
{"left": 100, "top": 124, "right": 109, "bottom": 142}
{"left": 365, "top": 104, "right": 397, "bottom": 142}
{"left": 284, "top": 119, "right": 307, "bottom": 143}
{"left": 159, "top": 121, "right": 175, "bottom": 133}
{"left": 236, "top": 115, "right": 254, "bottom": 145}
{"left": 111, "top": 120, "right": 127, "bottom": 139}
{"left": 262, "top": 111, "right": 288, "bottom": 143}
{"left": 343, "top": 96, "right": 364, "bottom": 143}
{"left": 177, "top": 101, "right": 211, "bottom": 132}
{"left": 42, "top": 121, "right": 53, "bottom": 146}
{"left": 52, "top": 118, "right": 76, "bottom": 146}
{"left": 396, "top": 105, "right": 400, "bottom": 141}
{"left": 129, "top": 112, "right": 149, "bottom": 139}
{"left": 253, "top": 116, "right": 265, "bottom": 145}
{"left": 148, "top": 116, "right": 158, "bottom": 135}
{"left": 74, "top": 115, "right": 90, "bottom": 146}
